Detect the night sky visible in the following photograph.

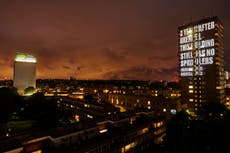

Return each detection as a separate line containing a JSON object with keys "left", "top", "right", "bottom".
{"left": 0, "top": 0, "right": 229, "bottom": 81}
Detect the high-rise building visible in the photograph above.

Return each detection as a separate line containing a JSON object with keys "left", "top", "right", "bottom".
{"left": 178, "top": 16, "right": 224, "bottom": 114}
{"left": 13, "top": 53, "right": 37, "bottom": 95}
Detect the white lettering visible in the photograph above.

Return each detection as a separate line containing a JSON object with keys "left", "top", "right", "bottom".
{"left": 194, "top": 39, "right": 215, "bottom": 49}
{"left": 180, "top": 35, "right": 193, "bottom": 44}
{"left": 181, "top": 60, "right": 193, "bottom": 67}
{"left": 194, "top": 21, "right": 215, "bottom": 32}
{"left": 195, "top": 57, "right": 214, "bottom": 65}
{"left": 195, "top": 71, "right": 203, "bottom": 76}
{"left": 195, "top": 66, "right": 203, "bottom": 71}
{"left": 182, "top": 27, "right": 193, "bottom": 36}
{"left": 181, "top": 72, "right": 193, "bottom": 77}
{"left": 194, "top": 33, "right": 202, "bottom": 41}
{"left": 180, "top": 43, "right": 193, "bottom": 51}
{"left": 181, "top": 67, "right": 193, "bottom": 72}
{"left": 195, "top": 49, "right": 206, "bottom": 57}
{"left": 206, "top": 48, "right": 215, "bottom": 56}
{"left": 180, "top": 52, "right": 193, "bottom": 60}
{"left": 179, "top": 21, "right": 215, "bottom": 77}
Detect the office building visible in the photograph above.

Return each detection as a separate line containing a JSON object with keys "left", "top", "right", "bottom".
{"left": 178, "top": 16, "right": 224, "bottom": 114}
{"left": 13, "top": 53, "right": 37, "bottom": 95}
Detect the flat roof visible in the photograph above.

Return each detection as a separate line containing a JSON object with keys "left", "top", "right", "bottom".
{"left": 15, "top": 53, "right": 37, "bottom": 63}
{"left": 178, "top": 16, "right": 223, "bottom": 30}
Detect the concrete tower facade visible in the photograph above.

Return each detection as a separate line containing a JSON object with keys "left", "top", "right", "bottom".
{"left": 13, "top": 53, "right": 37, "bottom": 95}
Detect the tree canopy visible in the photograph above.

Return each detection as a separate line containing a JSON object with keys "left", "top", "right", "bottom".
{"left": 0, "top": 87, "right": 21, "bottom": 123}
{"left": 164, "top": 103, "right": 230, "bottom": 153}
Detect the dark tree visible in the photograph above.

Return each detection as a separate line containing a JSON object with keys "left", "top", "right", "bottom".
{"left": 23, "top": 93, "right": 59, "bottom": 128}
{"left": 84, "top": 94, "right": 96, "bottom": 102}
{"left": 58, "top": 109, "right": 75, "bottom": 125}
{"left": 0, "top": 87, "right": 20, "bottom": 123}
{"left": 197, "top": 102, "right": 227, "bottom": 120}
{"left": 164, "top": 103, "right": 230, "bottom": 153}
{"left": 164, "top": 110, "right": 191, "bottom": 152}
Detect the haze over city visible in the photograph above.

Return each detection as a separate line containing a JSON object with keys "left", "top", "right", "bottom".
{"left": 0, "top": 1, "right": 230, "bottom": 152}
{"left": 0, "top": 0, "right": 229, "bottom": 80}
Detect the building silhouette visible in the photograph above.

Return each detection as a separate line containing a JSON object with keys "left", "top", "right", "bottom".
{"left": 13, "top": 53, "right": 37, "bottom": 95}
{"left": 178, "top": 16, "right": 224, "bottom": 114}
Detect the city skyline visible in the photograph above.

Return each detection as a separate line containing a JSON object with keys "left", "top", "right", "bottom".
{"left": 0, "top": 0, "right": 230, "bottom": 80}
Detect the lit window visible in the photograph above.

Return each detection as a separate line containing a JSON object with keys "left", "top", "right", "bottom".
{"left": 188, "top": 85, "right": 193, "bottom": 89}
{"left": 189, "top": 99, "right": 194, "bottom": 102}
{"left": 32, "top": 150, "right": 42, "bottom": 153}
{"left": 170, "top": 109, "right": 177, "bottom": 115}
{"left": 103, "top": 89, "right": 109, "bottom": 93}
{"left": 187, "top": 28, "right": 193, "bottom": 35}
{"left": 75, "top": 114, "right": 80, "bottom": 122}
{"left": 189, "top": 90, "right": 193, "bottom": 93}
{"left": 87, "top": 114, "right": 93, "bottom": 119}
{"left": 99, "top": 129, "right": 108, "bottom": 133}
{"left": 148, "top": 101, "right": 151, "bottom": 105}
{"left": 84, "top": 104, "right": 90, "bottom": 108}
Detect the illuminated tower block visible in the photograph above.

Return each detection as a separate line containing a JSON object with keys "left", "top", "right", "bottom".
{"left": 178, "top": 16, "right": 224, "bottom": 114}
{"left": 13, "top": 53, "right": 37, "bottom": 95}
